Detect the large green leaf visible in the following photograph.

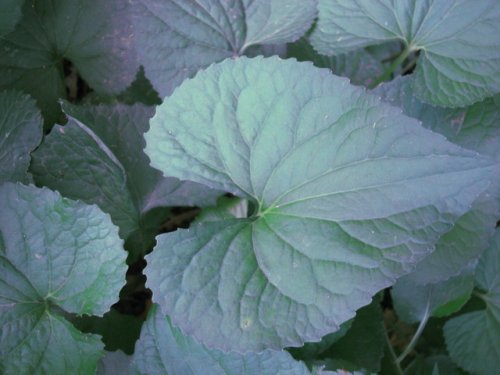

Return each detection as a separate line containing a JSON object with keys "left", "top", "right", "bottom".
{"left": 144, "top": 56, "right": 495, "bottom": 351}
{"left": 0, "top": 0, "right": 139, "bottom": 124}
{"left": 131, "top": 0, "right": 316, "bottom": 96}
{"left": 31, "top": 103, "right": 220, "bottom": 260}
{"left": 0, "top": 0, "right": 23, "bottom": 37}
{"left": 310, "top": 0, "right": 500, "bottom": 107}
{"left": 131, "top": 304, "right": 310, "bottom": 375}
{"left": 444, "top": 230, "right": 500, "bottom": 375}
{"left": 0, "top": 183, "right": 127, "bottom": 374}
{"left": 0, "top": 90, "right": 42, "bottom": 184}
{"left": 375, "top": 77, "right": 500, "bottom": 283}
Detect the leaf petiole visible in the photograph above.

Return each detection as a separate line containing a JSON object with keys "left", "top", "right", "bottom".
{"left": 368, "top": 45, "right": 413, "bottom": 89}
{"left": 396, "top": 299, "right": 431, "bottom": 365}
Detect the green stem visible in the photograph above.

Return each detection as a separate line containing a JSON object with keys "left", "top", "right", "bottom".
{"left": 383, "top": 328, "right": 404, "bottom": 375}
{"left": 368, "top": 46, "right": 413, "bottom": 89}
{"left": 396, "top": 302, "right": 430, "bottom": 365}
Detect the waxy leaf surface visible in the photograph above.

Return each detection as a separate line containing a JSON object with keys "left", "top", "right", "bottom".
{"left": 311, "top": 0, "right": 500, "bottom": 107}
{"left": 31, "top": 103, "right": 219, "bottom": 260}
{"left": 0, "top": 183, "right": 127, "bottom": 374}
{"left": 131, "top": 304, "right": 309, "bottom": 375}
{"left": 0, "top": 90, "right": 42, "bottom": 184}
{"left": 444, "top": 230, "right": 500, "bottom": 375}
{"left": 145, "top": 56, "right": 494, "bottom": 351}
{"left": 131, "top": 0, "right": 316, "bottom": 96}
{"left": 0, "top": 0, "right": 138, "bottom": 123}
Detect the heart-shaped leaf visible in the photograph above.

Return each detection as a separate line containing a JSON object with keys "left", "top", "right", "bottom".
{"left": 144, "top": 56, "right": 494, "bottom": 351}
{"left": 310, "top": 0, "right": 500, "bottom": 107}
{"left": 131, "top": 0, "right": 316, "bottom": 96}
{"left": 0, "top": 183, "right": 127, "bottom": 374}
{"left": 0, "top": 0, "right": 139, "bottom": 124}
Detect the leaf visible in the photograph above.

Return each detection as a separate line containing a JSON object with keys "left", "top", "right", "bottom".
{"left": 287, "top": 38, "right": 384, "bottom": 87}
{"left": 131, "top": 304, "right": 310, "bottom": 375}
{"left": 30, "top": 103, "right": 220, "bottom": 261}
{"left": 444, "top": 229, "right": 500, "bottom": 375}
{"left": 0, "top": 0, "right": 139, "bottom": 124}
{"left": 0, "top": 0, "right": 23, "bottom": 37}
{"left": 0, "top": 183, "right": 127, "bottom": 374}
{"left": 0, "top": 90, "right": 43, "bottom": 184}
{"left": 320, "top": 300, "right": 385, "bottom": 373}
{"left": 392, "top": 268, "right": 474, "bottom": 324}
{"left": 144, "top": 56, "right": 494, "bottom": 351}
{"left": 375, "top": 77, "right": 500, "bottom": 283}
{"left": 310, "top": 0, "right": 500, "bottom": 107}
{"left": 131, "top": 0, "right": 316, "bottom": 96}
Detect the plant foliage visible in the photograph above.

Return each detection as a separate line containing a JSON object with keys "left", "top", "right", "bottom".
{"left": 0, "top": 0, "right": 499, "bottom": 374}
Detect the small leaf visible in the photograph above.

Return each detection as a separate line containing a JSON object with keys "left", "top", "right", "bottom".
{"left": 31, "top": 103, "right": 220, "bottom": 260}
{"left": 0, "top": 0, "right": 139, "bottom": 124}
{"left": 131, "top": 304, "right": 310, "bottom": 375}
{"left": 0, "top": 90, "right": 43, "bottom": 184}
{"left": 0, "top": 0, "right": 23, "bottom": 37}
{"left": 131, "top": 0, "right": 317, "bottom": 96}
{"left": 287, "top": 38, "right": 384, "bottom": 87}
{"left": 311, "top": 0, "right": 500, "bottom": 107}
{"left": 444, "top": 230, "right": 500, "bottom": 375}
{"left": 0, "top": 183, "right": 127, "bottom": 374}
{"left": 392, "top": 268, "right": 474, "bottom": 324}
{"left": 145, "top": 56, "right": 494, "bottom": 351}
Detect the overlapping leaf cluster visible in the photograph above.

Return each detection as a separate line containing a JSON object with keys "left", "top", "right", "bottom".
{"left": 0, "top": 1, "right": 499, "bottom": 374}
